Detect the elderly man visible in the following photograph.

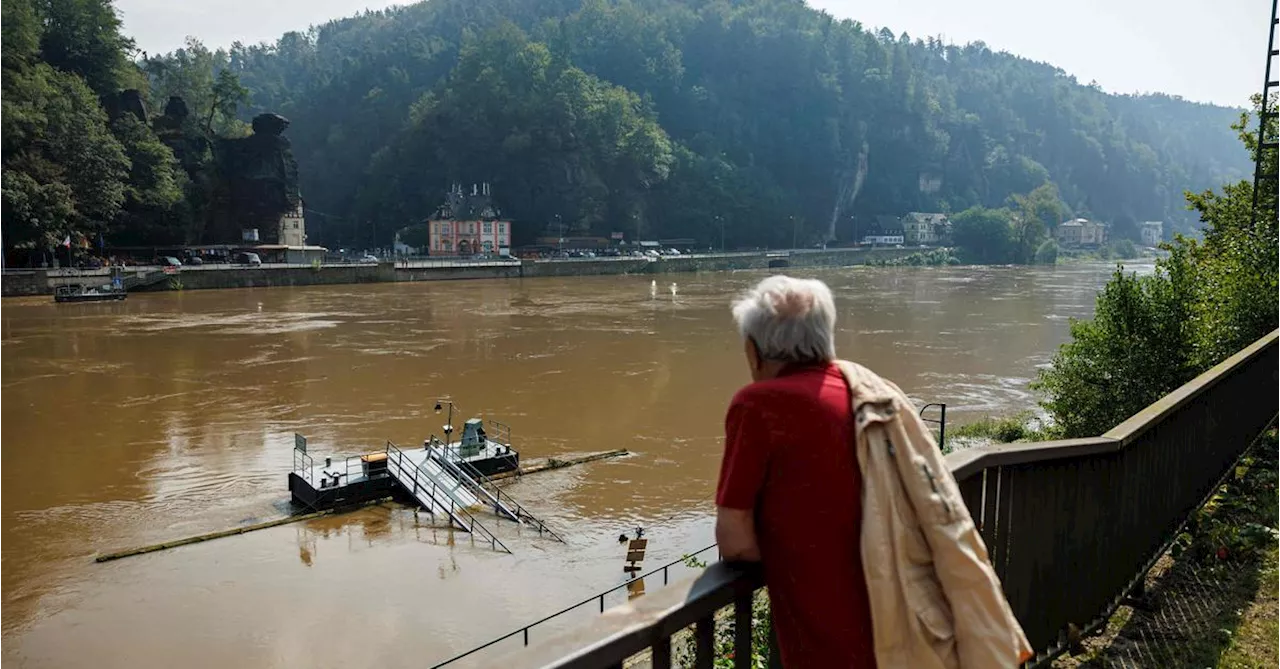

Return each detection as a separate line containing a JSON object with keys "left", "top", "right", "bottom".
{"left": 715, "top": 275, "right": 1030, "bottom": 669}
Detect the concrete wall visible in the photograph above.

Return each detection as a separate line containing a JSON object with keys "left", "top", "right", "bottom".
{"left": 160, "top": 264, "right": 389, "bottom": 291}
{"left": 2, "top": 247, "right": 924, "bottom": 297}
{"left": 1, "top": 271, "right": 48, "bottom": 297}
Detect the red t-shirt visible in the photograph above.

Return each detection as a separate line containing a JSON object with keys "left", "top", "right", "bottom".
{"left": 716, "top": 362, "right": 876, "bottom": 668}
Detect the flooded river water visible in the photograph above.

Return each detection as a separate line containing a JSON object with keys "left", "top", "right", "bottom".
{"left": 2, "top": 264, "right": 1131, "bottom": 668}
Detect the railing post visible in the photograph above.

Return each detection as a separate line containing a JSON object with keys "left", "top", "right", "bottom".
{"left": 695, "top": 615, "right": 715, "bottom": 669}
{"left": 652, "top": 637, "right": 672, "bottom": 669}
{"left": 734, "top": 589, "right": 753, "bottom": 669}
{"left": 939, "top": 403, "right": 947, "bottom": 449}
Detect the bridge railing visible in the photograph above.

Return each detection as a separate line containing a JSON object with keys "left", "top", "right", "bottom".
{"left": 499, "top": 329, "right": 1278, "bottom": 669}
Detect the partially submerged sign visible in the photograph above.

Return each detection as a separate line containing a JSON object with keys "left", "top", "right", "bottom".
{"left": 623, "top": 538, "right": 647, "bottom": 575}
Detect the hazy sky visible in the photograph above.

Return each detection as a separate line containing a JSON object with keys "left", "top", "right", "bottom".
{"left": 116, "top": 0, "right": 1269, "bottom": 108}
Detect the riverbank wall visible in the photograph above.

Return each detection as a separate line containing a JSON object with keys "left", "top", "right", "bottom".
{"left": 2, "top": 247, "right": 918, "bottom": 297}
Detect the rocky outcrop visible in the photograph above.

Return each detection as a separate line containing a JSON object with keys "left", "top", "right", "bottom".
{"left": 209, "top": 113, "right": 300, "bottom": 243}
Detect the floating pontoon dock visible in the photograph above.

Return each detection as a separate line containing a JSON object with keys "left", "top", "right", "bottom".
{"left": 288, "top": 417, "right": 564, "bottom": 552}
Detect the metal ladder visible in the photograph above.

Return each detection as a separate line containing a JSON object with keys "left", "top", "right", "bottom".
{"left": 429, "top": 440, "right": 566, "bottom": 543}
{"left": 384, "top": 442, "right": 511, "bottom": 553}
{"left": 1252, "top": 0, "right": 1279, "bottom": 224}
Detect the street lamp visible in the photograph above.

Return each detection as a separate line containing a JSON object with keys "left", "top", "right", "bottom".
{"left": 434, "top": 399, "right": 456, "bottom": 445}
{"left": 555, "top": 214, "right": 563, "bottom": 256}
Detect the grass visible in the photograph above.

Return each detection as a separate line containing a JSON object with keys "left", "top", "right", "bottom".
{"left": 1053, "top": 431, "right": 1279, "bottom": 669}
{"left": 1216, "top": 544, "right": 1278, "bottom": 669}
{"left": 949, "top": 411, "right": 1050, "bottom": 448}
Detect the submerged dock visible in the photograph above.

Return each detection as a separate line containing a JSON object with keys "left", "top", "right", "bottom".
{"left": 289, "top": 419, "right": 586, "bottom": 553}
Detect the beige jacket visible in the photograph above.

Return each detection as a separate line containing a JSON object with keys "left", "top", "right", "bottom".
{"left": 836, "top": 360, "right": 1033, "bottom": 669}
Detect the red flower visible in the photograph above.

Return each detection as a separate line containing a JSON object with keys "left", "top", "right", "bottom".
{"left": 1216, "top": 546, "right": 1229, "bottom": 561}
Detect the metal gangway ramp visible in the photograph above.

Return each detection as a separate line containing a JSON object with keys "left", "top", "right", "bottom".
{"left": 428, "top": 443, "right": 565, "bottom": 543}
{"left": 384, "top": 442, "right": 510, "bottom": 553}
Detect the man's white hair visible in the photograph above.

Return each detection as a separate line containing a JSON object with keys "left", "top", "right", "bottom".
{"left": 731, "top": 275, "right": 837, "bottom": 363}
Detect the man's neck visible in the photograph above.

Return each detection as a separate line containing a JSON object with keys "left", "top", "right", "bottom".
{"left": 755, "top": 359, "right": 827, "bottom": 381}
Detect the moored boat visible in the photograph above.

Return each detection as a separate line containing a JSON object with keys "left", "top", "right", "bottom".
{"left": 54, "top": 284, "right": 127, "bottom": 303}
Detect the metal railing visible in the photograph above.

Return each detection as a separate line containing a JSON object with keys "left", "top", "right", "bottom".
{"left": 919, "top": 402, "right": 947, "bottom": 449}
{"left": 384, "top": 441, "right": 511, "bottom": 554}
{"left": 427, "top": 440, "right": 565, "bottom": 542}
{"left": 430, "top": 544, "right": 720, "bottom": 668}
{"left": 292, "top": 447, "right": 315, "bottom": 487}
{"left": 499, "top": 329, "right": 1278, "bottom": 669}
{"left": 487, "top": 419, "right": 513, "bottom": 447}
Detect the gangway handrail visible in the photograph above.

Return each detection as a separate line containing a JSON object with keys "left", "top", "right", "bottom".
{"left": 430, "top": 445, "right": 521, "bottom": 522}
{"left": 385, "top": 443, "right": 467, "bottom": 530}
{"left": 428, "top": 436, "right": 567, "bottom": 542}
{"left": 386, "top": 441, "right": 512, "bottom": 554}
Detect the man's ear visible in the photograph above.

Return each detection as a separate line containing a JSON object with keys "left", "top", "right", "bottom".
{"left": 745, "top": 336, "right": 761, "bottom": 371}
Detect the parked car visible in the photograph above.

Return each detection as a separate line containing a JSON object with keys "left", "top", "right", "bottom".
{"left": 234, "top": 252, "right": 262, "bottom": 266}
{"left": 157, "top": 256, "right": 182, "bottom": 267}
{"left": 361, "top": 254, "right": 379, "bottom": 263}
{"left": 184, "top": 255, "right": 204, "bottom": 266}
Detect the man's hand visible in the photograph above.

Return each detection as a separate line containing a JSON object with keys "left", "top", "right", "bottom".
{"left": 715, "top": 506, "right": 761, "bottom": 562}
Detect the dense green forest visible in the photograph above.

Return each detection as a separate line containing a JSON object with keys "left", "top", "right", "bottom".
{"left": 213, "top": 0, "right": 1251, "bottom": 248}
{"left": 2, "top": 0, "right": 1256, "bottom": 255}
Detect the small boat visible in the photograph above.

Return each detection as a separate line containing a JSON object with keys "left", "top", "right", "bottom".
{"left": 54, "top": 283, "right": 127, "bottom": 303}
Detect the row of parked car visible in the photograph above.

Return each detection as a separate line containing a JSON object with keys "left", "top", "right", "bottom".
{"left": 551, "top": 248, "right": 688, "bottom": 259}
{"left": 153, "top": 252, "right": 262, "bottom": 267}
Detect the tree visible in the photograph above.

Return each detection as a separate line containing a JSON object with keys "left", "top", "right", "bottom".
{"left": 108, "top": 114, "right": 186, "bottom": 244}
{"left": 204, "top": 69, "right": 250, "bottom": 138}
{"left": 1033, "top": 260, "right": 1196, "bottom": 437}
{"left": 37, "top": 71, "right": 130, "bottom": 227}
{"left": 2, "top": 62, "right": 129, "bottom": 245}
{"left": 37, "top": 0, "right": 139, "bottom": 96}
{"left": 1009, "top": 183, "right": 1067, "bottom": 263}
{"left": 951, "top": 206, "right": 1014, "bottom": 263}
{"left": 142, "top": 38, "right": 251, "bottom": 138}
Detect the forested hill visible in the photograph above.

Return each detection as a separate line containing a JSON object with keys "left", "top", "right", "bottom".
{"left": 160, "top": 0, "right": 1250, "bottom": 248}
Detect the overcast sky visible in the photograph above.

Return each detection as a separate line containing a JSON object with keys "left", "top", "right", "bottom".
{"left": 116, "top": 0, "right": 1269, "bottom": 108}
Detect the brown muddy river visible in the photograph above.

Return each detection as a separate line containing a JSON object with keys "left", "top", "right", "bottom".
{"left": 2, "top": 264, "right": 1133, "bottom": 668}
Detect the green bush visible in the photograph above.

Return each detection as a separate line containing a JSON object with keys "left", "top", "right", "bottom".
{"left": 1032, "top": 261, "right": 1196, "bottom": 438}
